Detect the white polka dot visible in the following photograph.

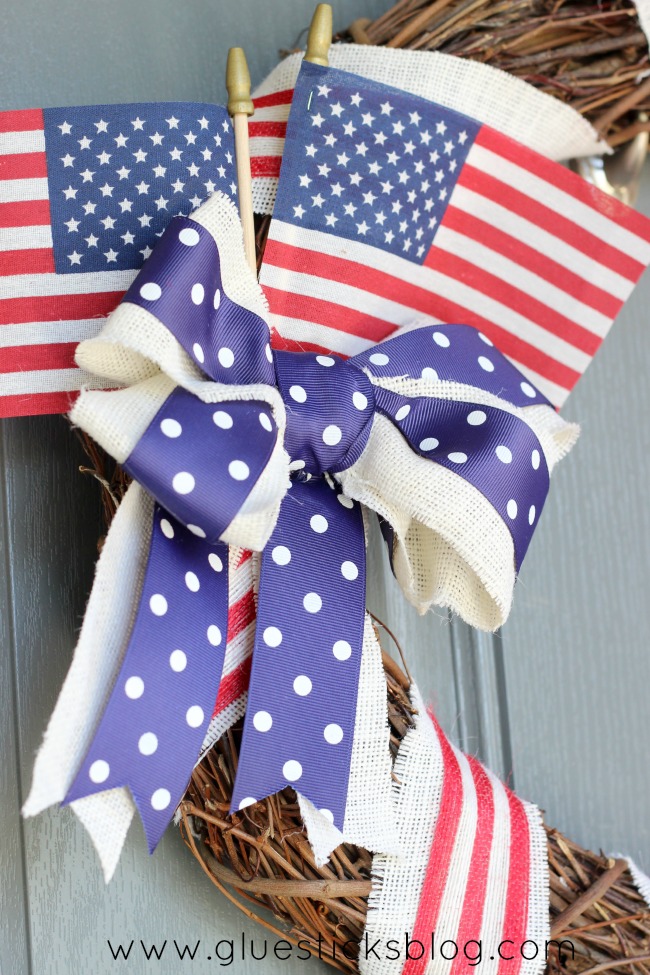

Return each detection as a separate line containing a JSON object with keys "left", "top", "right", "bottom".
{"left": 151, "top": 788, "right": 171, "bottom": 811}
{"left": 369, "top": 352, "right": 389, "bottom": 366}
{"left": 421, "top": 367, "right": 438, "bottom": 381}
{"left": 337, "top": 494, "right": 354, "bottom": 509}
{"left": 333, "top": 640, "right": 352, "bottom": 660}
{"left": 187, "top": 524, "right": 206, "bottom": 538}
{"left": 192, "top": 343, "right": 205, "bottom": 363}
{"left": 496, "top": 445, "right": 513, "bottom": 464}
{"left": 213, "top": 410, "right": 233, "bottom": 429}
{"left": 448, "top": 452, "right": 468, "bottom": 463}
{"left": 316, "top": 355, "right": 335, "bottom": 367}
{"left": 207, "top": 624, "right": 222, "bottom": 646}
{"left": 185, "top": 571, "right": 200, "bottom": 592}
{"left": 507, "top": 499, "right": 518, "bottom": 519}
{"left": 320, "top": 808, "right": 334, "bottom": 823}
{"left": 419, "top": 437, "right": 439, "bottom": 451}
{"left": 172, "top": 471, "right": 195, "bottom": 494}
{"left": 521, "top": 381, "right": 536, "bottom": 399}
{"left": 310, "top": 514, "right": 328, "bottom": 533}
{"left": 395, "top": 404, "right": 410, "bottom": 421}
{"left": 239, "top": 796, "right": 256, "bottom": 810}
{"left": 283, "top": 760, "right": 302, "bottom": 782}
{"left": 263, "top": 626, "right": 282, "bottom": 647}
{"left": 467, "top": 410, "right": 487, "bottom": 426}
{"left": 125, "top": 676, "right": 144, "bottom": 699}
{"left": 186, "top": 705, "right": 205, "bottom": 728}
{"left": 529, "top": 505, "right": 536, "bottom": 525}
{"left": 160, "top": 518, "right": 174, "bottom": 539}
{"left": 293, "top": 675, "right": 312, "bottom": 696}
{"left": 341, "top": 560, "right": 359, "bottom": 580}
{"left": 479, "top": 332, "right": 493, "bottom": 346}
{"left": 149, "top": 593, "right": 168, "bottom": 616}
{"left": 218, "top": 347, "right": 234, "bottom": 368}
{"left": 179, "top": 227, "right": 200, "bottom": 246}
{"left": 323, "top": 424, "right": 342, "bottom": 446}
{"left": 478, "top": 356, "right": 495, "bottom": 372}
{"left": 272, "top": 545, "right": 291, "bottom": 566}
{"left": 353, "top": 391, "right": 368, "bottom": 410}
{"left": 324, "top": 723, "right": 343, "bottom": 745}
{"left": 289, "top": 459, "right": 306, "bottom": 471}
{"left": 259, "top": 413, "right": 273, "bottom": 432}
{"left": 253, "top": 710, "right": 273, "bottom": 732}
{"left": 289, "top": 384, "right": 307, "bottom": 403}
{"left": 303, "top": 592, "right": 322, "bottom": 613}
{"left": 191, "top": 282, "right": 204, "bottom": 305}
{"left": 140, "top": 281, "right": 161, "bottom": 301}
{"left": 89, "top": 759, "right": 110, "bottom": 783}
{"left": 433, "top": 331, "right": 450, "bottom": 347}
{"left": 138, "top": 732, "right": 158, "bottom": 756}
{"left": 213, "top": 289, "right": 221, "bottom": 309}
{"left": 208, "top": 553, "right": 223, "bottom": 572}
{"left": 265, "top": 344, "right": 273, "bottom": 363}
{"left": 532, "top": 449, "right": 541, "bottom": 470}
{"left": 160, "top": 418, "right": 182, "bottom": 438}
{"left": 228, "top": 460, "right": 249, "bottom": 480}
{"left": 170, "top": 649, "right": 187, "bottom": 672}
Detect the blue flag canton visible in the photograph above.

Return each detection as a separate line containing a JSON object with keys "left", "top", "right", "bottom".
{"left": 274, "top": 64, "right": 480, "bottom": 264}
{"left": 44, "top": 103, "right": 237, "bottom": 274}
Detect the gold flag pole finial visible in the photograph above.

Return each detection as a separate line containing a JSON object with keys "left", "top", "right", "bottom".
{"left": 226, "top": 47, "right": 256, "bottom": 274}
{"left": 304, "top": 4, "right": 332, "bottom": 66}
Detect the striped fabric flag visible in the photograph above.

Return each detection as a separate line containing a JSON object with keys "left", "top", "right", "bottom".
{"left": 362, "top": 685, "right": 548, "bottom": 975}
{"left": 259, "top": 62, "right": 650, "bottom": 408}
{"left": 0, "top": 102, "right": 237, "bottom": 419}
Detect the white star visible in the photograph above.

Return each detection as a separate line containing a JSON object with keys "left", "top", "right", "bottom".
{"left": 436, "top": 120, "right": 447, "bottom": 135}
{"left": 325, "top": 212, "right": 338, "bottom": 226}
{"left": 118, "top": 198, "right": 133, "bottom": 212}
{"left": 229, "top": 181, "right": 237, "bottom": 195}
{"left": 82, "top": 201, "right": 96, "bottom": 215}
{"left": 403, "top": 140, "right": 415, "bottom": 156}
{"left": 375, "top": 211, "right": 386, "bottom": 225}
{"left": 417, "top": 244, "right": 425, "bottom": 258}
{"left": 85, "top": 233, "right": 98, "bottom": 247}
{"left": 361, "top": 112, "right": 375, "bottom": 126}
{"left": 374, "top": 131, "right": 387, "bottom": 146}
{"left": 398, "top": 170, "right": 410, "bottom": 184}
{"left": 186, "top": 162, "right": 200, "bottom": 177}
{"left": 60, "top": 153, "right": 75, "bottom": 167}
{"left": 138, "top": 213, "right": 152, "bottom": 227}
{"left": 343, "top": 202, "right": 357, "bottom": 217}
{"left": 222, "top": 119, "right": 230, "bottom": 132}
{"left": 424, "top": 198, "right": 434, "bottom": 212}
{"left": 421, "top": 179, "right": 430, "bottom": 193}
{"left": 62, "top": 185, "right": 77, "bottom": 200}
{"left": 172, "top": 178, "right": 185, "bottom": 193}
{"left": 343, "top": 121, "right": 356, "bottom": 137}
{"left": 330, "top": 182, "right": 343, "bottom": 197}
{"left": 197, "top": 115, "right": 209, "bottom": 129}
{"left": 99, "top": 182, "right": 113, "bottom": 197}
{"left": 140, "top": 245, "right": 153, "bottom": 259}
{"left": 216, "top": 165, "right": 226, "bottom": 178}
{"left": 64, "top": 217, "right": 80, "bottom": 232}
{"left": 311, "top": 193, "right": 325, "bottom": 207}
{"left": 201, "top": 147, "right": 212, "bottom": 161}
{"left": 407, "top": 190, "right": 416, "bottom": 204}
{"left": 415, "top": 226, "right": 424, "bottom": 240}
{"left": 380, "top": 180, "right": 393, "bottom": 194}
{"left": 356, "top": 220, "right": 369, "bottom": 235}
{"left": 386, "top": 151, "right": 399, "bottom": 165}
{"left": 430, "top": 149, "right": 440, "bottom": 164}
{"left": 100, "top": 215, "right": 116, "bottom": 229}
{"left": 67, "top": 250, "right": 82, "bottom": 264}
{"left": 412, "top": 208, "right": 421, "bottom": 222}
{"left": 317, "top": 162, "right": 331, "bottom": 177}
{"left": 121, "top": 230, "right": 135, "bottom": 245}
{"left": 79, "top": 168, "right": 94, "bottom": 182}
{"left": 184, "top": 131, "right": 197, "bottom": 145}
{"left": 225, "top": 150, "right": 233, "bottom": 164}
{"left": 169, "top": 147, "right": 183, "bottom": 161}
{"left": 368, "top": 161, "right": 381, "bottom": 176}
{"left": 349, "top": 172, "right": 362, "bottom": 186}
{"left": 96, "top": 150, "right": 111, "bottom": 165}
{"left": 420, "top": 130, "right": 431, "bottom": 146}
{"left": 94, "top": 119, "right": 108, "bottom": 133}
{"left": 78, "top": 136, "right": 92, "bottom": 150}
{"left": 391, "top": 200, "right": 402, "bottom": 214}
{"left": 189, "top": 194, "right": 202, "bottom": 208}
{"left": 384, "top": 229, "right": 395, "bottom": 244}
{"left": 58, "top": 121, "right": 72, "bottom": 135}
{"left": 337, "top": 152, "right": 350, "bottom": 167}
{"left": 392, "top": 121, "right": 405, "bottom": 136}
{"left": 458, "top": 130, "right": 468, "bottom": 144}
{"left": 149, "top": 131, "right": 164, "bottom": 146}
{"left": 330, "top": 102, "right": 344, "bottom": 117}
{"left": 409, "top": 111, "right": 421, "bottom": 126}
{"left": 114, "top": 132, "right": 129, "bottom": 148}
{"left": 399, "top": 220, "right": 408, "bottom": 233}
{"left": 363, "top": 190, "right": 376, "bottom": 206}
{"left": 135, "top": 180, "right": 150, "bottom": 194}
{"left": 299, "top": 173, "right": 312, "bottom": 188}
{"left": 153, "top": 164, "right": 166, "bottom": 177}
{"left": 204, "top": 179, "right": 216, "bottom": 194}
{"left": 439, "top": 188, "right": 447, "bottom": 200}
{"left": 355, "top": 142, "right": 367, "bottom": 156}
{"left": 131, "top": 117, "right": 145, "bottom": 130}
{"left": 380, "top": 101, "right": 392, "bottom": 115}
{"left": 434, "top": 169, "right": 444, "bottom": 183}
{"left": 166, "top": 116, "right": 179, "bottom": 129}
{"left": 311, "top": 113, "right": 325, "bottom": 128}
{"left": 305, "top": 144, "right": 317, "bottom": 157}
{"left": 293, "top": 204, "right": 305, "bottom": 219}
{"left": 104, "top": 248, "right": 118, "bottom": 263}
{"left": 444, "top": 140, "right": 454, "bottom": 155}
{"left": 403, "top": 238, "right": 412, "bottom": 252}
{"left": 133, "top": 149, "right": 147, "bottom": 163}
{"left": 449, "top": 159, "right": 457, "bottom": 172}
{"left": 154, "top": 195, "right": 168, "bottom": 210}
{"left": 213, "top": 134, "right": 222, "bottom": 147}
{"left": 323, "top": 132, "right": 337, "bottom": 147}
{"left": 350, "top": 93, "right": 362, "bottom": 107}
{"left": 414, "top": 160, "right": 424, "bottom": 175}
{"left": 116, "top": 165, "right": 131, "bottom": 180}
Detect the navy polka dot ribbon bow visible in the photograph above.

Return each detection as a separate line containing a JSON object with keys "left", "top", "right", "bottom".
{"left": 64, "top": 193, "right": 563, "bottom": 852}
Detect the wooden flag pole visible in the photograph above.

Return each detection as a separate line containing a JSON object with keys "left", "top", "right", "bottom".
{"left": 226, "top": 47, "right": 256, "bottom": 273}
{"left": 304, "top": 4, "right": 332, "bottom": 65}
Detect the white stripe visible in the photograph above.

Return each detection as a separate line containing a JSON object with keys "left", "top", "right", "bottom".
{"left": 521, "top": 801, "right": 550, "bottom": 975}
{"left": 469, "top": 142, "right": 650, "bottom": 267}
{"left": 250, "top": 104, "right": 290, "bottom": 122}
{"left": 250, "top": 136, "right": 285, "bottom": 157}
{"left": 478, "top": 774, "right": 511, "bottom": 975}
{"left": 435, "top": 224, "right": 611, "bottom": 338}
{"left": 269, "top": 313, "right": 377, "bottom": 358}
{"left": 0, "top": 225, "right": 52, "bottom": 252}
{"left": 0, "top": 367, "right": 109, "bottom": 396}
{"left": 0, "top": 177, "right": 48, "bottom": 204}
{"left": 0, "top": 129, "right": 45, "bottom": 155}
{"left": 0, "top": 318, "right": 106, "bottom": 348}
{"left": 0, "top": 268, "right": 134, "bottom": 299}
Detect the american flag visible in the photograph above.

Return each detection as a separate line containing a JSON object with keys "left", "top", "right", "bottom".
{"left": 260, "top": 62, "right": 650, "bottom": 409}
{"left": 0, "top": 102, "right": 237, "bottom": 418}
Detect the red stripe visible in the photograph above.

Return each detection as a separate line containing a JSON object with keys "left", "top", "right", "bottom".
{"left": 402, "top": 714, "right": 465, "bottom": 975}
{"left": 459, "top": 163, "right": 644, "bottom": 283}
{"left": 0, "top": 291, "right": 123, "bottom": 325}
{"left": 252, "top": 89, "right": 294, "bottom": 110}
{"left": 0, "top": 151, "right": 47, "bottom": 180}
{"left": 264, "top": 282, "right": 396, "bottom": 344}
{"left": 251, "top": 156, "right": 282, "bottom": 178}
{"left": 449, "top": 758, "right": 495, "bottom": 975}
{"left": 236, "top": 549, "right": 253, "bottom": 568}
{"left": 477, "top": 126, "right": 650, "bottom": 243}
{"left": 497, "top": 790, "right": 531, "bottom": 975}
{"left": 226, "top": 588, "right": 257, "bottom": 645}
{"left": 443, "top": 205, "right": 622, "bottom": 322}
{"left": 212, "top": 656, "right": 252, "bottom": 717}
{"left": 263, "top": 238, "right": 579, "bottom": 393}
{"left": 424, "top": 245, "right": 602, "bottom": 357}
{"left": 0, "top": 248, "right": 55, "bottom": 276}
{"left": 0, "top": 108, "right": 43, "bottom": 133}
{"left": 1, "top": 341, "right": 77, "bottom": 373}
{"left": 249, "top": 120, "right": 287, "bottom": 139}
{"left": 0, "top": 388, "right": 77, "bottom": 418}
{"left": 0, "top": 199, "right": 51, "bottom": 227}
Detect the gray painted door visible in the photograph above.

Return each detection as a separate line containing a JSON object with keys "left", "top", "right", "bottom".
{"left": 1, "top": 3, "right": 649, "bottom": 973}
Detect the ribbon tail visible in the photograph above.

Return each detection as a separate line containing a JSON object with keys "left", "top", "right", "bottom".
{"left": 230, "top": 479, "right": 366, "bottom": 830}
{"left": 64, "top": 502, "right": 230, "bottom": 853}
